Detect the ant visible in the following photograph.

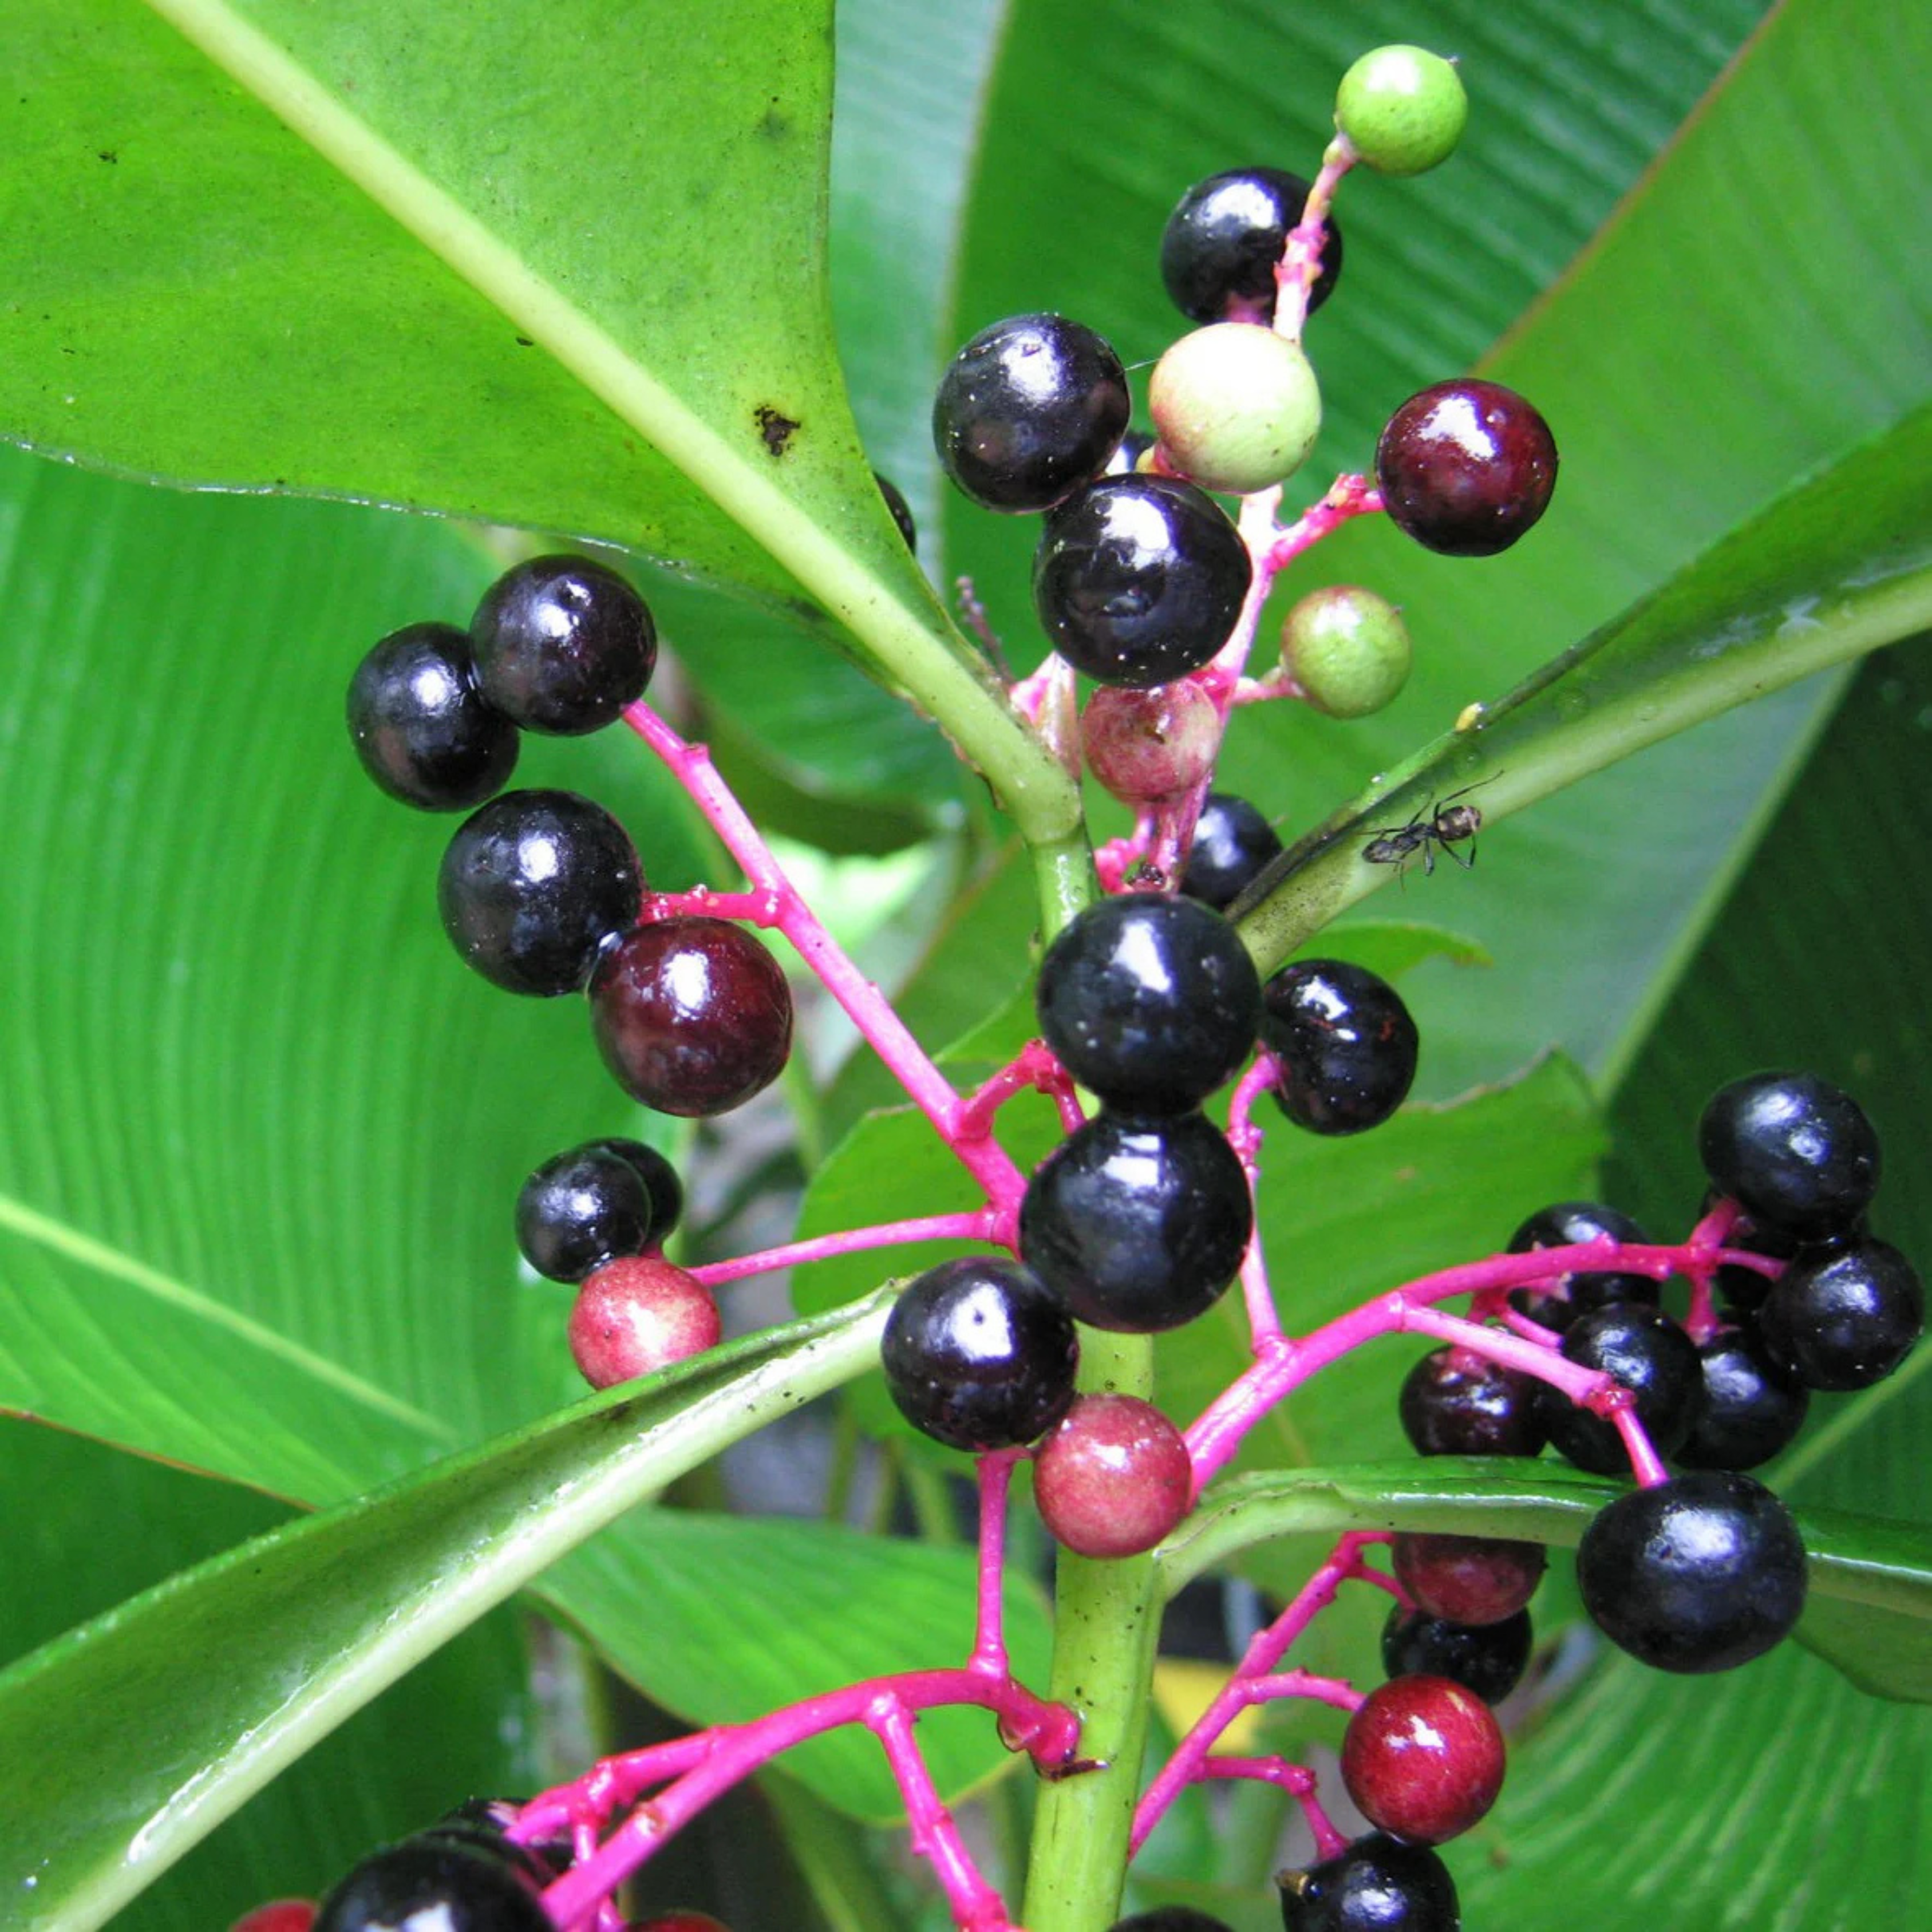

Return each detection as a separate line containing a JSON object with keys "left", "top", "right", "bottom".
{"left": 1362, "top": 781, "right": 1491, "bottom": 879}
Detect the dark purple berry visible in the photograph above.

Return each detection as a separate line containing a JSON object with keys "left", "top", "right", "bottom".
{"left": 515, "top": 1143, "right": 654, "bottom": 1284}
{"left": 1103, "top": 429, "right": 1154, "bottom": 477}
{"left": 933, "top": 314, "right": 1129, "bottom": 513}
{"left": 1180, "top": 795, "right": 1282, "bottom": 910}
{"left": 1577, "top": 1469, "right": 1808, "bottom": 1673}
{"left": 1375, "top": 380, "right": 1558, "bottom": 558}
{"left": 1382, "top": 1604, "right": 1532, "bottom": 1708}
{"left": 1020, "top": 1111, "right": 1252, "bottom": 1333}
{"left": 1261, "top": 959, "right": 1417, "bottom": 1136}
{"left": 1035, "top": 895, "right": 1261, "bottom": 1115}
{"left": 438, "top": 790, "right": 641, "bottom": 996}
{"left": 470, "top": 555, "right": 655, "bottom": 736}
{"left": 589, "top": 918, "right": 793, "bottom": 1117}
{"left": 875, "top": 471, "right": 917, "bottom": 551}
{"left": 1392, "top": 1532, "right": 1544, "bottom": 1627}
{"left": 1279, "top": 1832, "right": 1460, "bottom": 1932}
{"left": 1678, "top": 1324, "right": 1810, "bottom": 1469}
{"left": 1033, "top": 476, "right": 1251, "bottom": 687}
{"left": 1341, "top": 1676, "right": 1505, "bottom": 1845}
{"left": 1544, "top": 1305, "right": 1704, "bottom": 1476}
{"left": 1707, "top": 1195, "right": 1806, "bottom": 1314}
{"left": 591, "top": 1137, "right": 684, "bottom": 1243}
{"left": 1506, "top": 1200, "right": 1657, "bottom": 1331}
{"left": 880, "top": 1258, "right": 1078, "bottom": 1452}
{"left": 1112, "top": 1913, "right": 1235, "bottom": 1932}
{"left": 346, "top": 622, "right": 519, "bottom": 812}
{"left": 1698, "top": 1072, "right": 1881, "bottom": 1240}
{"left": 1399, "top": 1346, "right": 1547, "bottom": 1458}
{"left": 1160, "top": 167, "right": 1344, "bottom": 327}
{"left": 1758, "top": 1235, "right": 1923, "bottom": 1390}
{"left": 313, "top": 1838, "right": 549, "bottom": 1932}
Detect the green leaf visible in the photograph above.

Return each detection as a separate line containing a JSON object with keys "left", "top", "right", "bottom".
{"left": 1290, "top": 919, "right": 1490, "bottom": 980}
{"left": 0, "top": 1298, "right": 886, "bottom": 1931}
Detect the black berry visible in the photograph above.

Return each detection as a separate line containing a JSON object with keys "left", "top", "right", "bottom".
{"left": 1112, "top": 1913, "right": 1235, "bottom": 1932}
{"left": 1678, "top": 1324, "right": 1810, "bottom": 1469}
{"left": 874, "top": 471, "right": 918, "bottom": 551}
{"left": 470, "top": 555, "right": 656, "bottom": 736}
{"left": 1180, "top": 794, "right": 1282, "bottom": 910}
{"left": 438, "top": 790, "right": 641, "bottom": 996}
{"left": 1260, "top": 959, "right": 1417, "bottom": 1136}
{"left": 1758, "top": 1235, "right": 1923, "bottom": 1390}
{"left": 1544, "top": 1305, "right": 1704, "bottom": 1476}
{"left": 1709, "top": 1200, "right": 1805, "bottom": 1315}
{"left": 1698, "top": 1072, "right": 1881, "bottom": 1240}
{"left": 1034, "top": 895, "right": 1261, "bottom": 1115}
{"left": 1375, "top": 380, "right": 1558, "bottom": 557}
{"left": 932, "top": 314, "right": 1129, "bottom": 513}
{"left": 1033, "top": 476, "right": 1251, "bottom": 687}
{"left": 1399, "top": 1346, "right": 1547, "bottom": 1458}
{"left": 346, "top": 623, "right": 519, "bottom": 812}
{"left": 1506, "top": 1200, "right": 1657, "bottom": 1332}
{"left": 313, "top": 1838, "right": 549, "bottom": 1932}
{"left": 1279, "top": 1832, "right": 1460, "bottom": 1932}
{"left": 880, "top": 1258, "right": 1078, "bottom": 1452}
{"left": 1382, "top": 1603, "right": 1532, "bottom": 1708}
{"left": 1577, "top": 1469, "right": 1808, "bottom": 1673}
{"left": 1020, "top": 1111, "right": 1252, "bottom": 1333}
{"left": 515, "top": 1143, "right": 655, "bottom": 1283}
{"left": 591, "top": 1137, "right": 685, "bottom": 1243}
{"left": 1160, "top": 167, "right": 1343, "bottom": 326}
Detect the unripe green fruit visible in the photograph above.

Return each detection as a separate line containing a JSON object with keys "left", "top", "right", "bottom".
{"left": 1336, "top": 45, "right": 1468, "bottom": 176}
{"left": 1281, "top": 584, "right": 1412, "bottom": 718}
{"left": 1148, "top": 323, "right": 1321, "bottom": 496}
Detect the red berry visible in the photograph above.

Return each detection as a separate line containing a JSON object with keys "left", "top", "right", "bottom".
{"left": 230, "top": 1905, "right": 318, "bottom": 1932}
{"left": 1375, "top": 380, "right": 1557, "bottom": 557}
{"left": 1080, "top": 683, "right": 1222, "bottom": 805}
{"left": 1392, "top": 1531, "right": 1546, "bottom": 1626}
{"left": 1340, "top": 1674, "right": 1506, "bottom": 1844}
{"left": 568, "top": 1258, "right": 721, "bottom": 1388}
{"left": 627, "top": 1918, "right": 732, "bottom": 1932}
{"left": 1033, "top": 1394, "right": 1194, "bottom": 1558}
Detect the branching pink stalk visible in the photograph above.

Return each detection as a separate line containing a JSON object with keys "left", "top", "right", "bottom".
{"left": 957, "top": 1041, "right": 1085, "bottom": 1144}
{"left": 1199, "top": 1757, "right": 1350, "bottom": 1860}
{"left": 1274, "top": 139, "right": 1356, "bottom": 343}
{"left": 688, "top": 1211, "right": 999, "bottom": 1290}
{"left": 973, "top": 1451, "right": 1022, "bottom": 1677}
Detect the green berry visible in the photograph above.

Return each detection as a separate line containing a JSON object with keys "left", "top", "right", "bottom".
{"left": 1336, "top": 46, "right": 1468, "bottom": 177}
{"left": 1281, "top": 584, "right": 1412, "bottom": 718}
{"left": 1148, "top": 323, "right": 1321, "bottom": 496}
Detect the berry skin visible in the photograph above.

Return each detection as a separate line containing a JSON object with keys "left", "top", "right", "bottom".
{"left": 230, "top": 1905, "right": 318, "bottom": 1932}
{"left": 1020, "top": 1111, "right": 1253, "bottom": 1333}
{"left": 313, "top": 1838, "right": 550, "bottom": 1932}
{"left": 471, "top": 555, "right": 656, "bottom": 736}
{"left": 1506, "top": 1200, "right": 1657, "bottom": 1332}
{"left": 1180, "top": 794, "right": 1282, "bottom": 910}
{"left": 1577, "top": 1469, "right": 1808, "bottom": 1673}
{"left": 874, "top": 471, "right": 917, "bottom": 551}
{"left": 590, "top": 918, "right": 793, "bottom": 1116}
{"left": 1280, "top": 585, "right": 1412, "bottom": 720}
{"left": 880, "top": 1257, "right": 1078, "bottom": 1453}
{"left": 1698, "top": 1071, "right": 1881, "bottom": 1240}
{"left": 1260, "top": 959, "right": 1418, "bottom": 1136}
{"left": 346, "top": 622, "right": 519, "bottom": 812}
{"left": 1034, "top": 476, "right": 1251, "bottom": 688}
{"left": 1392, "top": 1531, "right": 1545, "bottom": 1627}
{"left": 1544, "top": 1305, "right": 1704, "bottom": 1476}
{"left": 1159, "top": 167, "right": 1344, "bottom": 326}
{"left": 1034, "top": 895, "right": 1261, "bottom": 1115}
{"left": 438, "top": 790, "right": 642, "bottom": 997}
{"left": 1758, "top": 1236, "right": 1923, "bottom": 1390}
{"left": 591, "top": 1137, "right": 685, "bottom": 1243}
{"left": 630, "top": 1918, "right": 733, "bottom": 1932}
{"left": 1709, "top": 1202, "right": 1805, "bottom": 1315}
{"left": 1679, "top": 1325, "right": 1810, "bottom": 1470}
{"left": 1081, "top": 683, "right": 1223, "bottom": 805}
{"left": 1375, "top": 380, "right": 1558, "bottom": 558}
{"left": 1340, "top": 1674, "right": 1505, "bottom": 1846}
{"left": 1150, "top": 323, "right": 1321, "bottom": 496}
{"left": 1279, "top": 1832, "right": 1461, "bottom": 1932}
{"left": 1111, "top": 1913, "right": 1235, "bottom": 1932}
{"left": 515, "top": 1142, "right": 655, "bottom": 1283}
{"left": 1033, "top": 1393, "right": 1193, "bottom": 1558}
{"left": 1382, "top": 1604, "right": 1532, "bottom": 1708}
{"left": 568, "top": 1257, "right": 721, "bottom": 1388}
{"left": 933, "top": 314, "right": 1130, "bottom": 513}
{"left": 1399, "top": 1346, "right": 1547, "bottom": 1459}
{"left": 1335, "top": 46, "right": 1469, "bottom": 177}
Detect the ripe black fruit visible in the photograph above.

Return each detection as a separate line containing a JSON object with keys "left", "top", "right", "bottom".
{"left": 471, "top": 555, "right": 656, "bottom": 736}
{"left": 1759, "top": 1236, "right": 1923, "bottom": 1390}
{"left": 1679, "top": 1325, "right": 1809, "bottom": 1469}
{"left": 1577, "top": 1469, "right": 1808, "bottom": 1673}
{"left": 1160, "top": 167, "right": 1344, "bottom": 326}
{"left": 1400, "top": 1345, "right": 1547, "bottom": 1458}
{"left": 881, "top": 1257, "right": 1078, "bottom": 1452}
{"left": 516, "top": 1143, "right": 655, "bottom": 1283}
{"left": 1506, "top": 1199, "right": 1657, "bottom": 1330}
{"left": 1382, "top": 1604, "right": 1532, "bottom": 1707}
{"left": 1033, "top": 476, "right": 1251, "bottom": 688}
{"left": 1034, "top": 895, "right": 1261, "bottom": 1115}
{"left": 1698, "top": 1070, "right": 1880, "bottom": 1239}
{"left": 1544, "top": 1305, "right": 1704, "bottom": 1475}
{"left": 1279, "top": 1832, "right": 1460, "bottom": 1931}
{"left": 313, "top": 1838, "right": 550, "bottom": 1932}
{"left": 1180, "top": 794, "right": 1282, "bottom": 910}
{"left": 346, "top": 622, "right": 519, "bottom": 812}
{"left": 1020, "top": 1112, "right": 1251, "bottom": 1333}
{"left": 438, "top": 790, "right": 641, "bottom": 996}
{"left": 1111, "top": 1911, "right": 1237, "bottom": 1932}
{"left": 591, "top": 1137, "right": 684, "bottom": 1243}
{"left": 1376, "top": 380, "right": 1557, "bottom": 556}
{"left": 1260, "top": 959, "right": 1417, "bottom": 1136}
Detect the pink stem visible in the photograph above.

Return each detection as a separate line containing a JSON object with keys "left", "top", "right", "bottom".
{"left": 971, "top": 1451, "right": 1022, "bottom": 1677}
{"left": 1274, "top": 140, "right": 1355, "bottom": 342}
{"left": 1203, "top": 1759, "right": 1350, "bottom": 1862}
{"left": 688, "top": 1211, "right": 998, "bottom": 1289}
{"left": 637, "top": 887, "right": 775, "bottom": 925}
{"left": 1095, "top": 811, "right": 1157, "bottom": 893}
{"left": 957, "top": 1041, "right": 1083, "bottom": 1143}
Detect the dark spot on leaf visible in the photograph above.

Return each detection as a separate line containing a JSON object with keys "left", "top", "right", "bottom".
{"left": 515, "top": 335, "right": 534, "bottom": 346}
{"left": 97, "top": 150, "right": 117, "bottom": 164}
{"left": 759, "top": 102, "right": 789, "bottom": 141}
{"left": 754, "top": 404, "right": 800, "bottom": 458}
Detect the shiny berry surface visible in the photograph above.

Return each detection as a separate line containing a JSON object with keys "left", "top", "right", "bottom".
{"left": 880, "top": 1257, "right": 1078, "bottom": 1452}
{"left": 590, "top": 918, "right": 793, "bottom": 1116}
{"left": 568, "top": 1257, "right": 721, "bottom": 1388}
{"left": 313, "top": 1839, "right": 550, "bottom": 1932}
{"left": 874, "top": 471, "right": 917, "bottom": 551}
{"left": 1399, "top": 1345, "right": 1547, "bottom": 1458}
{"left": 230, "top": 1905, "right": 318, "bottom": 1932}
{"left": 1679, "top": 1325, "right": 1810, "bottom": 1469}
{"left": 1710, "top": 1203, "right": 1803, "bottom": 1314}
{"left": 933, "top": 313, "right": 1129, "bottom": 512}
{"left": 592, "top": 1137, "right": 685, "bottom": 1242}
{"left": 1261, "top": 959, "right": 1417, "bottom": 1135}
{"left": 1279, "top": 1831, "right": 1461, "bottom": 1931}
{"left": 1035, "top": 895, "right": 1261, "bottom": 1115}
{"left": 1279, "top": 584, "right": 1411, "bottom": 720}
{"left": 1111, "top": 1911, "right": 1236, "bottom": 1932}
{"left": 1159, "top": 167, "right": 1343, "bottom": 325}
{"left": 1019, "top": 1111, "right": 1253, "bottom": 1333}
{"left": 1759, "top": 1236, "right": 1923, "bottom": 1390}
{"left": 1577, "top": 1469, "right": 1808, "bottom": 1673}
{"left": 1149, "top": 323, "right": 1321, "bottom": 496}
{"left": 471, "top": 555, "right": 656, "bottom": 736}
{"left": 1382, "top": 1604, "right": 1532, "bottom": 1708}
{"left": 1375, "top": 380, "right": 1557, "bottom": 557}
{"left": 1033, "top": 476, "right": 1250, "bottom": 688}
{"left": 1546, "top": 1305, "right": 1704, "bottom": 1475}
{"left": 1340, "top": 1674, "right": 1506, "bottom": 1845}
{"left": 1392, "top": 1531, "right": 1545, "bottom": 1627}
{"left": 1698, "top": 1071, "right": 1880, "bottom": 1239}
{"left": 1506, "top": 1199, "right": 1657, "bottom": 1331}
{"left": 1336, "top": 45, "right": 1469, "bottom": 176}
{"left": 1033, "top": 1393, "right": 1193, "bottom": 1558}
{"left": 1180, "top": 794, "right": 1282, "bottom": 910}
{"left": 1081, "top": 683, "right": 1222, "bottom": 805}
{"left": 346, "top": 622, "right": 519, "bottom": 812}
{"left": 438, "top": 790, "right": 641, "bottom": 997}
{"left": 515, "top": 1142, "right": 654, "bottom": 1283}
